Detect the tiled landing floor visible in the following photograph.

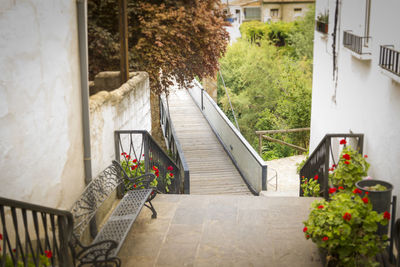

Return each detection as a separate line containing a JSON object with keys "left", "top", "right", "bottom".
{"left": 118, "top": 195, "right": 321, "bottom": 267}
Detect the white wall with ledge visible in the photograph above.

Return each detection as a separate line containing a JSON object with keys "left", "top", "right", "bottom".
{"left": 89, "top": 72, "right": 151, "bottom": 177}
{"left": 0, "top": 0, "right": 85, "bottom": 209}
{"left": 311, "top": 0, "right": 400, "bottom": 214}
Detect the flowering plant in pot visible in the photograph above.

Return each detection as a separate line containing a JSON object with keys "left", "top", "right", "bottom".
{"left": 329, "top": 141, "right": 370, "bottom": 190}
{"left": 303, "top": 190, "right": 390, "bottom": 266}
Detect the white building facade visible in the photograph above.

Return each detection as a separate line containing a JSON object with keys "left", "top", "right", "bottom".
{"left": 0, "top": 1, "right": 151, "bottom": 210}
{"left": 310, "top": 0, "right": 400, "bottom": 205}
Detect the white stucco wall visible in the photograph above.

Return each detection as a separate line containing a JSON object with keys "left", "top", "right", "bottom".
{"left": 89, "top": 72, "right": 151, "bottom": 177}
{"left": 311, "top": 0, "right": 400, "bottom": 212}
{"left": 0, "top": 0, "right": 85, "bottom": 209}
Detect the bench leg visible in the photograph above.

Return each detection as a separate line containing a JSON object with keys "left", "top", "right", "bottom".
{"left": 144, "top": 201, "right": 157, "bottom": 219}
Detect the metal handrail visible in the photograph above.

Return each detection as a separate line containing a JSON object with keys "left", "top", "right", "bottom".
{"left": 188, "top": 80, "right": 267, "bottom": 194}
{"left": 299, "top": 134, "right": 364, "bottom": 199}
{"left": 0, "top": 197, "right": 73, "bottom": 266}
{"left": 379, "top": 45, "right": 400, "bottom": 77}
{"left": 114, "top": 130, "right": 182, "bottom": 194}
{"left": 159, "top": 96, "right": 190, "bottom": 194}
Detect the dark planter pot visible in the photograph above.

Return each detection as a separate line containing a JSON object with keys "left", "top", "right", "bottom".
{"left": 356, "top": 179, "right": 393, "bottom": 235}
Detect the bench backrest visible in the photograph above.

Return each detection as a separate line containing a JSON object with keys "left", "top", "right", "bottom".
{"left": 70, "top": 161, "right": 125, "bottom": 241}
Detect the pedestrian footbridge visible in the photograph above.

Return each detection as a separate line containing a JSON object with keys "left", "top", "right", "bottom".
{"left": 160, "top": 81, "right": 267, "bottom": 195}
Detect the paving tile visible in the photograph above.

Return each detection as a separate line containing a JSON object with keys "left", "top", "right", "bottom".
{"left": 118, "top": 195, "right": 321, "bottom": 266}
{"left": 172, "top": 206, "right": 206, "bottom": 225}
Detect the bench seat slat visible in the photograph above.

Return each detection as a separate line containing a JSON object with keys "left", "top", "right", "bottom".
{"left": 92, "top": 189, "right": 152, "bottom": 256}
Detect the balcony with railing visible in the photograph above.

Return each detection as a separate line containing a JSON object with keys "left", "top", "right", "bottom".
{"left": 343, "top": 31, "right": 372, "bottom": 60}
{"left": 379, "top": 45, "right": 400, "bottom": 83}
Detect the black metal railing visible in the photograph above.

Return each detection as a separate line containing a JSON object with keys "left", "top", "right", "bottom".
{"left": 160, "top": 96, "right": 190, "bottom": 194}
{"left": 0, "top": 197, "right": 73, "bottom": 266}
{"left": 379, "top": 45, "right": 400, "bottom": 77}
{"left": 343, "top": 31, "right": 371, "bottom": 55}
{"left": 299, "top": 134, "right": 364, "bottom": 199}
{"left": 114, "top": 130, "right": 181, "bottom": 194}
{"left": 316, "top": 20, "right": 328, "bottom": 34}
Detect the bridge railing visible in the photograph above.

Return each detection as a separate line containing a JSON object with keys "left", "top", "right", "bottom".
{"left": 159, "top": 95, "right": 190, "bottom": 194}
{"left": 188, "top": 81, "right": 267, "bottom": 194}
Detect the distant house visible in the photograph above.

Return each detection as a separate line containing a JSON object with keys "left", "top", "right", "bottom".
{"left": 222, "top": 0, "right": 315, "bottom": 24}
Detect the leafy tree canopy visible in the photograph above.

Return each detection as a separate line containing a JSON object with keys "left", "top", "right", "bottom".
{"left": 218, "top": 6, "right": 315, "bottom": 160}
{"left": 88, "top": 0, "right": 229, "bottom": 94}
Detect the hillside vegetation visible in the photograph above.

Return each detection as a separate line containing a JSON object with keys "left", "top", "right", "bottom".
{"left": 217, "top": 7, "right": 315, "bottom": 160}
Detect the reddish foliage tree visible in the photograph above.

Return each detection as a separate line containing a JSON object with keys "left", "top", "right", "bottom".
{"left": 88, "top": 0, "right": 229, "bottom": 94}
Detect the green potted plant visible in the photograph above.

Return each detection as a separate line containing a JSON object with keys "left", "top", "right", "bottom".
{"left": 316, "top": 11, "right": 329, "bottom": 34}
{"left": 303, "top": 191, "right": 390, "bottom": 266}
{"left": 356, "top": 179, "right": 393, "bottom": 235}
{"left": 329, "top": 144, "right": 370, "bottom": 190}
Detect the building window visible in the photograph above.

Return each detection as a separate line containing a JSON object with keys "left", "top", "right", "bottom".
{"left": 244, "top": 7, "right": 261, "bottom": 20}
{"left": 270, "top": 9, "right": 279, "bottom": 18}
{"left": 294, "top": 8, "right": 302, "bottom": 13}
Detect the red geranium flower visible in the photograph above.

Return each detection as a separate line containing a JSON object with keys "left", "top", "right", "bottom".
{"left": 340, "top": 139, "right": 347, "bottom": 145}
{"left": 45, "top": 250, "right": 52, "bottom": 258}
{"left": 343, "top": 212, "right": 351, "bottom": 221}
{"left": 365, "top": 192, "right": 369, "bottom": 195}
{"left": 306, "top": 235, "right": 310, "bottom": 239}
{"left": 338, "top": 186, "right": 344, "bottom": 190}
{"left": 121, "top": 152, "right": 126, "bottom": 156}
{"left": 364, "top": 155, "right": 368, "bottom": 158}
{"left": 167, "top": 166, "right": 173, "bottom": 171}
{"left": 0, "top": 233, "right": 2, "bottom": 240}
{"left": 343, "top": 154, "right": 351, "bottom": 160}
{"left": 314, "top": 174, "right": 319, "bottom": 180}
{"left": 362, "top": 197, "right": 369, "bottom": 204}
{"left": 322, "top": 236, "right": 329, "bottom": 241}
{"left": 132, "top": 159, "right": 137, "bottom": 163}
{"left": 332, "top": 164, "right": 336, "bottom": 168}
{"left": 318, "top": 205, "right": 324, "bottom": 209}
{"left": 12, "top": 248, "right": 16, "bottom": 253}
{"left": 126, "top": 155, "right": 131, "bottom": 159}
{"left": 131, "top": 165, "right": 136, "bottom": 170}
{"left": 353, "top": 188, "right": 362, "bottom": 194}
{"left": 133, "top": 184, "right": 137, "bottom": 188}
{"left": 344, "top": 161, "right": 350, "bottom": 165}
{"left": 156, "top": 173, "right": 159, "bottom": 178}
{"left": 169, "top": 173, "right": 174, "bottom": 178}
{"left": 329, "top": 188, "right": 337, "bottom": 194}
{"left": 304, "top": 180, "right": 308, "bottom": 184}
{"left": 303, "top": 227, "right": 308, "bottom": 233}
{"left": 152, "top": 166, "right": 158, "bottom": 171}
{"left": 384, "top": 211, "right": 391, "bottom": 220}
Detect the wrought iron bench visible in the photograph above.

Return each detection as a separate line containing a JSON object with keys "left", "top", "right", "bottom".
{"left": 69, "top": 160, "right": 157, "bottom": 267}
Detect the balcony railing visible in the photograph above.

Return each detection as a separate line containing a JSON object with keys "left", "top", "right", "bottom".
{"left": 343, "top": 31, "right": 371, "bottom": 55}
{"left": 315, "top": 20, "right": 328, "bottom": 34}
{"left": 379, "top": 45, "right": 400, "bottom": 77}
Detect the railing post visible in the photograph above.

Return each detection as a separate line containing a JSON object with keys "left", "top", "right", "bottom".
{"left": 144, "top": 132, "right": 150, "bottom": 174}
{"left": 323, "top": 138, "right": 330, "bottom": 199}
{"left": 201, "top": 88, "right": 204, "bottom": 110}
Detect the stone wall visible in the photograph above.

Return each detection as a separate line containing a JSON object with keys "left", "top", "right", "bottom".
{"left": 89, "top": 71, "right": 151, "bottom": 177}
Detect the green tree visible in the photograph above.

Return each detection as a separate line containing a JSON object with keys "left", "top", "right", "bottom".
{"left": 218, "top": 8, "right": 314, "bottom": 160}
